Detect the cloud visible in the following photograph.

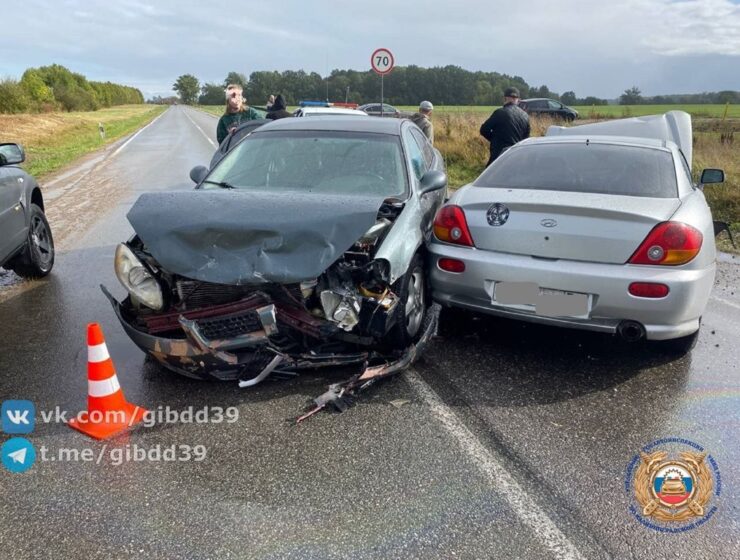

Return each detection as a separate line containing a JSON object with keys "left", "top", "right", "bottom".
{"left": 1, "top": 0, "right": 738, "bottom": 98}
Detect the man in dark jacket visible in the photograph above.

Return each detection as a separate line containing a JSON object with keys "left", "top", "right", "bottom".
{"left": 265, "top": 94, "right": 292, "bottom": 120}
{"left": 479, "top": 87, "right": 530, "bottom": 166}
{"left": 217, "top": 84, "right": 261, "bottom": 144}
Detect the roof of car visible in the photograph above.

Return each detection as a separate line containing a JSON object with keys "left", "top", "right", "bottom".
{"left": 297, "top": 107, "right": 368, "bottom": 116}
{"left": 255, "top": 115, "right": 406, "bottom": 135}
{"left": 521, "top": 98, "right": 556, "bottom": 102}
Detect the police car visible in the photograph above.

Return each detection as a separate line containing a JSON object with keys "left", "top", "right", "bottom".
{"left": 293, "top": 101, "right": 368, "bottom": 117}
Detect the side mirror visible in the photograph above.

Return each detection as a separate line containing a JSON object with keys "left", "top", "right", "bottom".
{"left": 0, "top": 143, "right": 25, "bottom": 166}
{"left": 419, "top": 170, "right": 448, "bottom": 195}
{"left": 189, "top": 165, "right": 208, "bottom": 184}
{"left": 700, "top": 168, "right": 724, "bottom": 185}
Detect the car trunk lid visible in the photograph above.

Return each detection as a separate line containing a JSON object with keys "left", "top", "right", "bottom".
{"left": 460, "top": 187, "right": 681, "bottom": 264}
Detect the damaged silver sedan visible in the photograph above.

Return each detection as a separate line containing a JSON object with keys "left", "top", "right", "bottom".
{"left": 103, "top": 117, "right": 446, "bottom": 392}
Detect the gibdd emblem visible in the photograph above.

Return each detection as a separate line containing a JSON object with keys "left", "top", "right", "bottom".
{"left": 626, "top": 438, "right": 721, "bottom": 531}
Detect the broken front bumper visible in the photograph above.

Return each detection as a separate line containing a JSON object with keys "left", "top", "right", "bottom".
{"left": 101, "top": 285, "right": 369, "bottom": 381}
{"left": 100, "top": 286, "right": 436, "bottom": 389}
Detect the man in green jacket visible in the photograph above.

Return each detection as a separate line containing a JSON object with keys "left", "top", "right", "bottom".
{"left": 217, "top": 84, "right": 261, "bottom": 144}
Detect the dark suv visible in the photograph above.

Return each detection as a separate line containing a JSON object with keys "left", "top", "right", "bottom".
{"left": 0, "top": 143, "right": 54, "bottom": 277}
{"left": 520, "top": 98, "right": 578, "bottom": 121}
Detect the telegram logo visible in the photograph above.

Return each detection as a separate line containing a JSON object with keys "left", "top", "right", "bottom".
{"left": 2, "top": 437, "right": 37, "bottom": 473}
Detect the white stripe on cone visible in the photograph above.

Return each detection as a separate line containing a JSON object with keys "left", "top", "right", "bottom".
{"left": 88, "top": 342, "right": 110, "bottom": 364}
{"left": 88, "top": 376, "right": 121, "bottom": 398}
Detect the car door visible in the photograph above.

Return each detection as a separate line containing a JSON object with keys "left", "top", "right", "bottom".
{"left": 0, "top": 155, "right": 29, "bottom": 264}
{"left": 407, "top": 127, "right": 445, "bottom": 233}
{"left": 548, "top": 100, "right": 565, "bottom": 118}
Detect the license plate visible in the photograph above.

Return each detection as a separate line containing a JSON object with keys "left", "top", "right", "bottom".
{"left": 493, "top": 282, "right": 591, "bottom": 319}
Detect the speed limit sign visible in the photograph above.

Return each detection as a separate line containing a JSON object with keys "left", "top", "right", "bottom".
{"left": 371, "top": 48, "right": 395, "bottom": 75}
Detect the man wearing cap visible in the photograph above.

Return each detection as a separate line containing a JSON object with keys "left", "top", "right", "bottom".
{"left": 479, "top": 87, "right": 530, "bottom": 166}
{"left": 410, "top": 101, "right": 434, "bottom": 144}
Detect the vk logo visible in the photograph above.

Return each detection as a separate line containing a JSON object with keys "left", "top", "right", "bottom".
{"left": 2, "top": 400, "right": 35, "bottom": 434}
{"left": 1, "top": 437, "right": 36, "bottom": 473}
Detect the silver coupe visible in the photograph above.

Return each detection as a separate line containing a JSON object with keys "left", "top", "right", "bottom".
{"left": 429, "top": 111, "right": 725, "bottom": 354}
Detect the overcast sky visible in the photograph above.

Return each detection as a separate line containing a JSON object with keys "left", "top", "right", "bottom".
{"left": 3, "top": 0, "right": 740, "bottom": 100}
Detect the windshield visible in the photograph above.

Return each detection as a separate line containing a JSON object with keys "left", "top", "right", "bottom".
{"left": 206, "top": 130, "right": 406, "bottom": 197}
{"left": 475, "top": 142, "right": 678, "bottom": 198}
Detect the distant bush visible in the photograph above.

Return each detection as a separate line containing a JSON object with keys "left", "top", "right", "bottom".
{"left": 0, "top": 78, "right": 31, "bottom": 113}
{"left": 0, "top": 64, "right": 144, "bottom": 114}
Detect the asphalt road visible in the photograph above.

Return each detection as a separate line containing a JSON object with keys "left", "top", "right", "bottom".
{"left": 1, "top": 106, "right": 738, "bottom": 560}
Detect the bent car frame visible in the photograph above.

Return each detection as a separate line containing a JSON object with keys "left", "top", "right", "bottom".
{"left": 104, "top": 117, "right": 446, "bottom": 386}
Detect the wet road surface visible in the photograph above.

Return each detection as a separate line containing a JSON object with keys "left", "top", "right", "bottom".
{"left": 1, "top": 106, "right": 738, "bottom": 559}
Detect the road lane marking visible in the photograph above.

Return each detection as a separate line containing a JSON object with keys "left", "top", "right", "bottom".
{"left": 111, "top": 108, "right": 168, "bottom": 157}
{"left": 183, "top": 108, "right": 217, "bottom": 147}
{"left": 405, "top": 368, "right": 586, "bottom": 560}
{"left": 710, "top": 295, "right": 740, "bottom": 311}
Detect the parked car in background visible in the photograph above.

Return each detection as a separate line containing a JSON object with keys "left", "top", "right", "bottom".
{"left": 520, "top": 98, "right": 578, "bottom": 121}
{"left": 359, "top": 103, "right": 400, "bottom": 117}
{"left": 429, "top": 111, "right": 724, "bottom": 355}
{"left": 106, "top": 117, "right": 447, "bottom": 384}
{"left": 0, "top": 143, "right": 54, "bottom": 277}
{"left": 293, "top": 101, "right": 368, "bottom": 118}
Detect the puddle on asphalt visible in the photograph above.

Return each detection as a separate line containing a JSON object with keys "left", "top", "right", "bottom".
{"left": 0, "top": 268, "right": 21, "bottom": 288}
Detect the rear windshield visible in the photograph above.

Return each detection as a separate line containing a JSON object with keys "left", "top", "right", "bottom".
{"left": 475, "top": 142, "right": 678, "bottom": 198}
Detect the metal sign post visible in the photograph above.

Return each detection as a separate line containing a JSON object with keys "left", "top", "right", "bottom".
{"left": 371, "top": 48, "right": 395, "bottom": 117}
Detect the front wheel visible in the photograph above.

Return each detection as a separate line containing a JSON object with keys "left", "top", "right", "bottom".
{"left": 383, "top": 254, "right": 428, "bottom": 349}
{"left": 8, "top": 204, "right": 55, "bottom": 278}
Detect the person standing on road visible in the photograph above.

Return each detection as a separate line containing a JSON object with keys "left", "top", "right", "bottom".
{"left": 265, "top": 94, "right": 292, "bottom": 120}
{"left": 266, "top": 94, "right": 275, "bottom": 111}
{"left": 216, "top": 84, "right": 261, "bottom": 144}
{"left": 479, "top": 87, "right": 530, "bottom": 166}
{"left": 410, "top": 101, "right": 434, "bottom": 144}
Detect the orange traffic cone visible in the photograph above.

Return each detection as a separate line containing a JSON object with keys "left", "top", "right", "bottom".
{"left": 68, "top": 323, "right": 148, "bottom": 440}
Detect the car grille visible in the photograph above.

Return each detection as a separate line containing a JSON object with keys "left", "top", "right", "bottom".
{"left": 195, "top": 311, "right": 263, "bottom": 341}
{"left": 176, "top": 280, "right": 257, "bottom": 310}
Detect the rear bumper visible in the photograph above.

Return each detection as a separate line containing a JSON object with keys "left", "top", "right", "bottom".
{"left": 428, "top": 243, "right": 715, "bottom": 340}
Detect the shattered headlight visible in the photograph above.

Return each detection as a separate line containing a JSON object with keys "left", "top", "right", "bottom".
{"left": 114, "top": 243, "right": 164, "bottom": 311}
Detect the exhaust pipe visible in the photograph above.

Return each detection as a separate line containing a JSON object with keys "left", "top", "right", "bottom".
{"left": 617, "top": 320, "right": 646, "bottom": 342}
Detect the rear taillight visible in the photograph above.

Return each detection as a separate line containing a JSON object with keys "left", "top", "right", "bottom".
{"left": 629, "top": 282, "right": 670, "bottom": 298}
{"left": 433, "top": 205, "right": 474, "bottom": 247}
{"left": 438, "top": 258, "right": 466, "bottom": 273}
{"left": 628, "top": 222, "right": 702, "bottom": 266}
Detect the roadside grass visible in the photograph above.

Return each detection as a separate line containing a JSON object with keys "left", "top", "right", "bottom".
{"left": 435, "top": 113, "right": 739, "bottom": 252}
{"left": 0, "top": 104, "right": 167, "bottom": 179}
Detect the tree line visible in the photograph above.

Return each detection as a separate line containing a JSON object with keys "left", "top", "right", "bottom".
{"left": 170, "top": 66, "right": 613, "bottom": 107}
{"left": 0, "top": 64, "right": 144, "bottom": 114}
{"left": 619, "top": 86, "right": 740, "bottom": 105}
{"left": 173, "top": 66, "right": 738, "bottom": 108}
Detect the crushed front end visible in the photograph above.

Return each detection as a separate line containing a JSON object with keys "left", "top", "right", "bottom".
{"left": 104, "top": 194, "right": 428, "bottom": 385}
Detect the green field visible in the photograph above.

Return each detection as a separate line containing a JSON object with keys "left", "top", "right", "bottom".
{"left": 0, "top": 105, "right": 167, "bottom": 178}
{"left": 397, "top": 104, "right": 739, "bottom": 119}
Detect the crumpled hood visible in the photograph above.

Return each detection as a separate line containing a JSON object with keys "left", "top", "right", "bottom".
{"left": 127, "top": 190, "right": 386, "bottom": 285}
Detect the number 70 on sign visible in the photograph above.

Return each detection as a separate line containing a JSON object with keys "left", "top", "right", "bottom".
{"left": 371, "top": 48, "right": 395, "bottom": 75}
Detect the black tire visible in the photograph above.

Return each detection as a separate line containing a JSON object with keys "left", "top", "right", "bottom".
{"left": 8, "top": 204, "right": 54, "bottom": 278}
{"left": 654, "top": 329, "right": 700, "bottom": 357}
{"left": 383, "top": 254, "right": 428, "bottom": 349}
